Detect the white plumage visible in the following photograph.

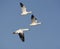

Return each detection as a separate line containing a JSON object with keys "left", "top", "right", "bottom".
{"left": 30, "top": 14, "right": 41, "bottom": 26}
{"left": 12, "top": 2, "right": 42, "bottom": 42}
{"left": 20, "top": 2, "right": 32, "bottom": 15}
{"left": 13, "top": 28, "right": 29, "bottom": 42}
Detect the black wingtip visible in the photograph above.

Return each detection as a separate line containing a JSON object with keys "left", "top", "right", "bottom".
{"left": 35, "top": 17, "right": 37, "bottom": 20}
{"left": 20, "top": 2, "right": 24, "bottom": 7}
{"left": 22, "top": 38, "right": 25, "bottom": 42}
{"left": 31, "top": 14, "right": 34, "bottom": 19}
{"left": 18, "top": 33, "right": 25, "bottom": 42}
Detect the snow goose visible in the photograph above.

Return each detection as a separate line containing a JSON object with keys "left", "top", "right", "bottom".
{"left": 30, "top": 14, "right": 41, "bottom": 26}
{"left": 13, "top": 28, "right": 29, "bottom": 42}
{"left": 20, "top": 2, "right": 32, "bottom": 15}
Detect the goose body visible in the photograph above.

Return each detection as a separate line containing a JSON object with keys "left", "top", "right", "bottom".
{"left": 20, "top": 2, "right": 32, "bottom": 15}
{"left": 30, "top": 14, "right": 41, "bottom": 26}
{"left": 13, "top": 28, "right": 29, "bottom": 42}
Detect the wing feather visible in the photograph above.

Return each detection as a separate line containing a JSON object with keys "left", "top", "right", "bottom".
{"left": 31, "top": 15, "right": 37, "bottom": 23}
{"left": 18, "top": 33, "right": 25, "bottom": 42}
{"left": 20, "top": 2, "right": 27, "bottom": 12}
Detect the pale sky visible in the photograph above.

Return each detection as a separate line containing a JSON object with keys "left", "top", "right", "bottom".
{"left": 0, "top": 0, "right": 60, "bottom": 49}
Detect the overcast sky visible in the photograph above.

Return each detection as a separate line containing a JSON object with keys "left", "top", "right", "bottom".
{"left": 0, "top": 0, "right": 60, "bottom": 49}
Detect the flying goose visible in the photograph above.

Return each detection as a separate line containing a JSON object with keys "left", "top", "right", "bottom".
{"left": 20, "top": 2, "right": 32, "bottom": 15}
{"left": 30, "top": 14, "right": 41, "bottom": 26}
{"left": 13, "top": 28, "right": 29, "bottom": 42}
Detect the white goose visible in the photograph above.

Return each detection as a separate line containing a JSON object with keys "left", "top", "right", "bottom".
{"left": 20, "top": 2, "right": 32, "bottom": 15}
{"left": 30, "top": 14, "right": 41, "bottom": 26}
{"left": 13, "top": 28, "right": 29, "bottom": 42}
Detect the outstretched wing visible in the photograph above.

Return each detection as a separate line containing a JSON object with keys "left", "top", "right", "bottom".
{"left": 20, "top": 2, "right": 24, "bottom": 7}
{"left": 18, "top": 33, "right": 25, "bottom": 42}
{"left": 31, "top": 14, "right": 37, "bottom": 23}
{"left": 20, "top": 2, "right": 27, "bottom": 12}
